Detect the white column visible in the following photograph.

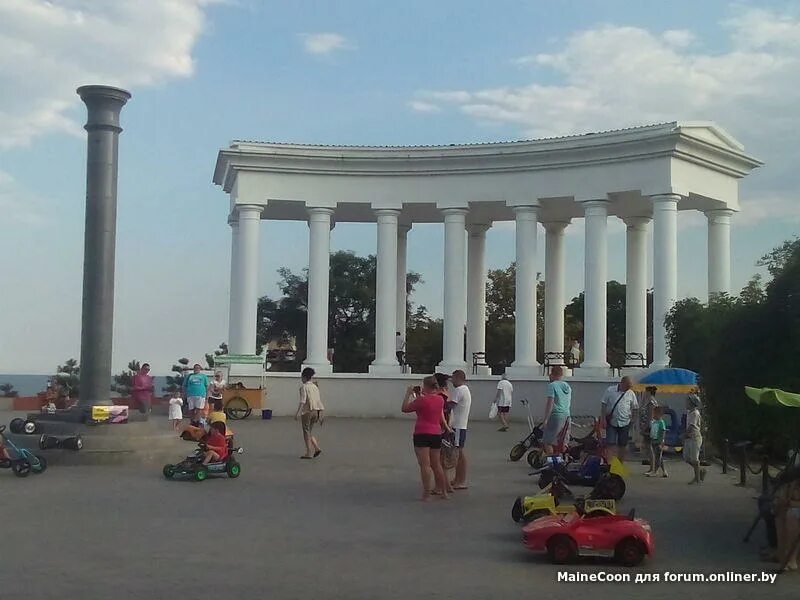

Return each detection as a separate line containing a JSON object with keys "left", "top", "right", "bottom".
{"left": 229, "top": 204, "right": 263, "bottom": 355}
{"left": 303, "top": 207, "right": 334, "bottom": 373}
{"left": 707, "top": 209, "right": 733, "bottom": 297}
{"left": 576, "top": 200, "right": 610, "bottom": 376}
{"left": 437, "top": 208, "right": 468, "bottom": 373}
{"left": 466, "top": 223, "right": 491, "bottom": 375}
{"left": 396, "top": 224, "right": 410, "bottom": 335}
{"left": 506, "top": 205, "right": 540, "bottom": 379}
{"left": 543, "top": 220, "right": 569, "bottom": 358}
{"left": 624, "top": 216, "right": 651, "bottom": 363}
{"left": 370, "top": 209, "right": 401, "bottom": 374}
{"left": 227, "top": 213, "right": 241, "bottom": 352}
{"left": 652, "top": 194, "right": 680, "bottom": 369}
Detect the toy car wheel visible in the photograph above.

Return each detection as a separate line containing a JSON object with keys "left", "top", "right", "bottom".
{"left": 23, "top": 420, "right": 38, "bottom": 435}
{"left": 226, "top": 460, "right": 241, "bottom": 478}
{"left": 9, "top": 417, "right": 26, "bottom": 434}
{"left": 547, "top": 535, "right": 578, "bottom": 564}
{"left": 511, "top": 497, "right": 524, "bottom": 522}
{"left": 194, "top": 466, "right": 209, "bottom": 482}
{"left": 12, "top": 459, "right": 31, "bottom": 478}
{"left": 527, "top": 449, "right": 545, "bottom": 469}
{"left": 163, "top": 464, "right": 176, "bottom": 479}
{"left": 615, "top": 537, "right": 645, "bottom": 567}
{"left": 32, "top": 454, "right": 47, "bottom": 473}
{"left": 225, "top": 396, "right": 252, "bottom": 421}
{"left": 509, "top": 443, "right": 527, "bottom": 462}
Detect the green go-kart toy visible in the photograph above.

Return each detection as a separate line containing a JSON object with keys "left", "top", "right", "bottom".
{"left": 163, "top": 438, "right": 243, "bottom": 482}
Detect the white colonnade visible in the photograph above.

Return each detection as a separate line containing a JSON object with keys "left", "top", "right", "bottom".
{"left": 216, "top": 122, "right": 760, "bottom": 378}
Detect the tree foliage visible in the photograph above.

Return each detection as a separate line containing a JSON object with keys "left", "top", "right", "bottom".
{"left": 205, "top": 343, "right": 229, "bottom": 369}
{"left": 0, "top": 383, "right": 19, "bottom": 398}
{"left": 111, "top": 360, "right": 141, "bottom": 396}
{"left": 55, "top": 358, "right": 80, "bottom": 399}
{"left": 257, "top": 251, "right": 423, "bottom": 373}
{"left": 665, "top": 238, "right": 800, "bottom": 453}
{"left": 163, "top": 357, "right": 190, "bottom": 395}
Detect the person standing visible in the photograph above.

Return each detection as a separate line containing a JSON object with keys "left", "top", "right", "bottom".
{"left": 208, "top": 371, "right": 226, "bottom": 422}
{"left": 543, "top": 366, "right": 571, "bottom": 453}
{"left": 494, "top": 374, "right": 513, "bottom": 432}
{"left": 448, "top": 369, "right": 472, "bottom": 490}
{"left": 401, "top": 376, "right": 451, "bottom": 501}
{"left": 569, "top": 340, "right": 581, "bottom": 368}
{"left": 600, "top": 376, "right": 638, "bottom": 463}
{"left": 182, "top": 364, "right": 210, "bottom": 425}
{"left": 684, "top": 394, "right": 706, "bottom": 484}
{"left": 646, "top": 405, "right": 668, "bottom": 477}
{"left": 168, "top": 390, "right": 183, "bottom": 431}
{"left": 395, "top": 331, "right": 406, "bottom": 367}
{"left": 131, "top": 363, "right": 155, "bottom": 414}
{"left": 295, "top": 367, "right": 324, "bottom": 459}
{"left": 640, "top": 385, "right": 658, "bottom": 463}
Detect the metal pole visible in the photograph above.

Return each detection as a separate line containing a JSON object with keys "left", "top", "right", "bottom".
{"left": 738, "top": 446, "right": 747, "bottom": 487}
{"left": 76, "top": 85, "right": 131, "bottom": 407}
{"left": 761, "top": 455, "right": 770, "bottom": 493}
{"left": 721, "top": 438, "right": 728, "bottom": 474}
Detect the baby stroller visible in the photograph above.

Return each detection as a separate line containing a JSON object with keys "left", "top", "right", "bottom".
{"left": 0, "top": 424, "right": 48, "bottom": 477}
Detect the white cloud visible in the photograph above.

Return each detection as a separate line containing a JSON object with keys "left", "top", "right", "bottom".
{"left": 408, "top": 100, "right": 440, "bottom": 113}
{"left": 0, "top": 169, "right": 46, "bottom": 226}
{"left": 298, "top": 32, "right": 353, "bottom": 56}
{"left": 738, "top": 193, "right": 800, "bottom": 225}
{"left": 412, "top": 7, "right": 800, "bottom": 227}
{"left": 0, "top": 0, "right": 218, "bottom": 149}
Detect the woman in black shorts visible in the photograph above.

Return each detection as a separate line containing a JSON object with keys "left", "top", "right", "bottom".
{"left": 402, "top": 375, "right": 452, "bottom": 501}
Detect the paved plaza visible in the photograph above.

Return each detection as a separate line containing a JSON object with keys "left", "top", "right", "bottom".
{"left": 1, "top": 412, "right": 796, "bottom": 599}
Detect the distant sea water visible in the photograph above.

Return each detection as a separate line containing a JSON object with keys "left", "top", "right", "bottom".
{"left": 0, "top": 374, "right": 173, "bottom": 397}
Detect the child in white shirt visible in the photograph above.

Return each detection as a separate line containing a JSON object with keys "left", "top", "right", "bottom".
{"left": 168, "top": 392, "right": 184, "bottom": 431}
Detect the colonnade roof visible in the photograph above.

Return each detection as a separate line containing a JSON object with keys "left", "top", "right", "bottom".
{"left": 213, "top": 121, "right": 762, "bottom": 224}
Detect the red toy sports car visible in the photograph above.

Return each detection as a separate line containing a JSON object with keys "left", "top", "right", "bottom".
{"left": 521, "top": 509, "right": 654, "bottom": 566}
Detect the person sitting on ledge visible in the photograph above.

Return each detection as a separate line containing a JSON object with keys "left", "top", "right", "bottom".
{"left": 202, "top": 421, "right": 229, "bottom": 465}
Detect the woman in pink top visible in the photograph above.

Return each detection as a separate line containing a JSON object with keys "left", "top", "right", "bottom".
{"left": 401, "top": 375, "right": 452, "bottom": 501}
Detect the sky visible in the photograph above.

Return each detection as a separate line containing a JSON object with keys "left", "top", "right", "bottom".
{"left": 1, "top": 0, "right": 799, "bottom": 375}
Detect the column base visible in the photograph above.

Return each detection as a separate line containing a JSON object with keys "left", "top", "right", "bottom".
{"left": 368, "top": 363, "right": 403, "bottom": 375}
{"left": 435, "top": 361, "right": 468, "bottom": 375}
{"left": 504, "top": 365, "right": 543, "bottom": 379}
{"left": 301, "top": 362, "right": 332, "bottom": 375}
{"left": 572, "top": 365, "right": 613, "bottom": 379}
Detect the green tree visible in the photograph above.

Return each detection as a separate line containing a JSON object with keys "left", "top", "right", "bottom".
{"left": 111, "top": 360, "right": 141, "bottom": 396}
{"left": 665, "top": 238, "right": 800, "bottom": 453}
{"left": 257, "top": 251, "right": 423, "bottom": 373}
{"left": 205, "top": 343, "right": 229, "bottom": 369}
{"left": 55, "top": 358, "right": 80, "bottom": 399}
{"left": 0, "top": 383, "right": 19, "bottom": 398}
{"left": 163, "top": 357, "right": 190, "bottom": 395}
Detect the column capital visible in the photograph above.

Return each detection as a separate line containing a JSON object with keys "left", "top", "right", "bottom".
{"left": 582, "top": 199, "right": 609, "bottom": 217}
{"left": 440, "top": 207, "right": 469, "bottom": 217}
{"left": 705, "top": 208, "right": 735, "bottom": 223}
{"left": 467, "top": 222, "right": 491, "bottom": 235}
{"left": 374, "top": 208, "right": 401, "bottom": 219}
{"left": 235, "top": 204, "right": 264, "bottom": 218}
{"left": 307, "top": 206, "right": 335, "bottom": 217}
{"left": 650, "top": 193, "right": 682, "bottom": 205}
{"left": 512, "top": 203, "right": 540, "bottom": 217}
{"left": 541, "top": 220, "right": 571, "bottom": 233}
{"left": 622, "top": 215, "right": 652, "bottom": 229}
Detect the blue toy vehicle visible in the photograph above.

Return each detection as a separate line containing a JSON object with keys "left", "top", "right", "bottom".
{"left": 661, "top": 407, "right": 686, "bottom": 452}
{"left": 535, "top": 454, "right": 626, "bottom": 500}
{"left": 0, "top": 424, "right": 48, "bottom": 477}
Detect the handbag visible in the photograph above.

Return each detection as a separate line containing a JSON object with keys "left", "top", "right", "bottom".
{"left": 605, "top": 392, "right": 626, "bottom": 428}
{"left": 489, "top": 402, "right": 498, "bottom": 420}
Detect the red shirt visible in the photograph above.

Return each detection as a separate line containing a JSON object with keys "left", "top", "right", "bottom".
{"left": 409, "top": 393, "right": 445, "bottom": 436}
{"left": 206, "top": 430, "right": 228, "bottom": 460}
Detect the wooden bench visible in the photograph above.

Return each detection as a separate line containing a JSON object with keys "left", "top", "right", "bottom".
{"left": 472, "top": 352, "right": 489, "bottom": 375}
{"left": 542, "top": 352, "right": 568, "bottom": 375}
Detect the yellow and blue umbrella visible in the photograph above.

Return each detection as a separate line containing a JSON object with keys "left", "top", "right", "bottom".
{"left": 632, "top": 368, "right": 699, "bottom": 394}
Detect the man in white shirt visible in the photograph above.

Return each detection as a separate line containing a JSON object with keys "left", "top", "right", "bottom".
{"left": 600, "top": 376, "right": 638, "bottom": 463}
{"left": 494, "top": 374, "right": 513, "bottom": 432}
{"left": 449, "top": 369, "right": 472, "bottom": 489}
{"left": 395, "top": 331, "right": 406, "bottom": 366}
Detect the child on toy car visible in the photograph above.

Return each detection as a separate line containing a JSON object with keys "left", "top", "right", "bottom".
{"left": 202, "top": 422, "right": 229, "bottom": 465}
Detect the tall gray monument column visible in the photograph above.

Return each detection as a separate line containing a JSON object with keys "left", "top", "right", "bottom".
{"left": 76, "top": 85, "right": 131, "bottom": 407}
